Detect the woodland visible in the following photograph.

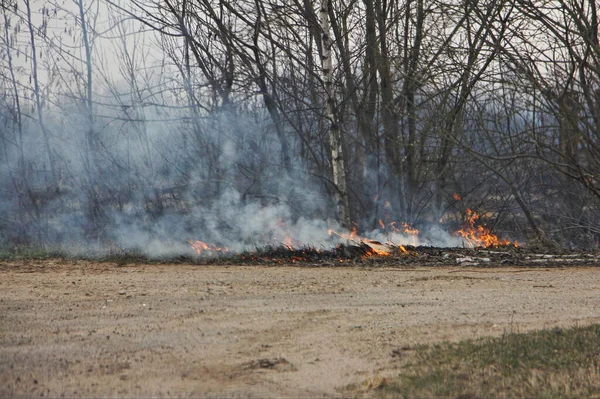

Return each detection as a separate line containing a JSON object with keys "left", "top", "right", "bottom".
{"left": 1, "top": 0, "right": 599, "bottom": 252}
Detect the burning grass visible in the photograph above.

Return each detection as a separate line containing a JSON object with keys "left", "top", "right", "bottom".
{"left": 186, "top": 207, "right": 519, "bottom": 261}
{"left": 456, "top": 209, "right": 515, "bottom": 248}
{"left": 2, "top": 241, "right": 598, "bottom": 268}
{"left": 0, "top": 205, "right": 525, "bottom": 265}
{"left": 364, "top": 324, "right": 600, "bottom": 399}
{"left": 1, "top": 203, "right": 594, "bottom": 267}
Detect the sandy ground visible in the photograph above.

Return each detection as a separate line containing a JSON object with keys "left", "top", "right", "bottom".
{"left": 1, "top": 260, "right": 599, "bottom": 398}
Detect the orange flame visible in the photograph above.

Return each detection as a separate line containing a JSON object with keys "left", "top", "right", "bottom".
{"left": 188, "top": 240, "right": 229, "bottom": 255}
{"left": 453, "top": 193, "right": 462, "bottom": 201}
{"left": 283, "top": 236, "right": 294, "bottom": 250}
{"left": 188, "top": 208, "right": 515, "bottom": 260}
{"left": 329, "top": 228, "right": 393, "bottom": 258}
{"left": 402, "top": 222, "right": 419, "bottom": 246}
{"left": 402, "top": 222, "right": 419, "bottom": 236}
{"left": 362, "top": 239, "right": 391, "bottom": 257}
{"left": 455, "top": 209, "right": 510, "bottom": 248}
{"left": 328, "top": 226, "right": 360, "bottom": 241}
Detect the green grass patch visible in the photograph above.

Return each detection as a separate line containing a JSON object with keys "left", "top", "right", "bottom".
{"left": 369, "top": 324, "right": 600, "bottom": 399}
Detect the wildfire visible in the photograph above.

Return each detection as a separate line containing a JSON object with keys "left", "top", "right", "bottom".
{"left": 378, "top": 220, "right": 418, "bottom": 247}
{"left": 402, "top": 222, "right": 419, "bottom": 236}
{"left": 283, "top": 236, "right": 294, "bottom": 250}
{"left": 362, "top": 239, "right": 392, "bottom": 257}
{"left": 328, "top": 227, "right": 394, "bottom": 257}
{"left": 187, "top": 208, "right": 516, "bottom": 260}
{"left": 187, "top": 240, "right": 229, "bottom": 255}
{"left": 455, "top": 209, "right": 511, "bottom": 248}
{"left": 402, "top": 222, "right": 419, "bottom": 246}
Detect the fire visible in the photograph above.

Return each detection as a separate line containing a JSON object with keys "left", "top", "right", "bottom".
{"left": 402, "top": 222, "right": 419, "bottom": 246}
{"left": 188, "top": 207, "right": 516, "bottom": 260}
{"left": 329, "top": 228, "right": 392, "bottom": 258}
{"left": 283, "top": 236, "right": 294, "bottom": 250}
{"left": 379, "top": 220, "right": 418, "bottom": 247}
{"left": 402, "top": 222, "right": 419, "bottom": 236}
{"left": 187, "top": 240, "right": 229, "bottom": 255}
{"left": 362, "top": 239, "right": 391, "bottom": 257}
{"left": 453, "top": 193, "right": 462, "bottom": 201}
{"left": 455, "top": 209, "right": 510, "bottom": 248}
{"left": 328, "top": 226, "right": 359, "bottom": 241}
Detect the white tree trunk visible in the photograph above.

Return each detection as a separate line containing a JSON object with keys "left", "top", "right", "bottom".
{"left": 320, "top": 0, "right": 351, "bottom": 229}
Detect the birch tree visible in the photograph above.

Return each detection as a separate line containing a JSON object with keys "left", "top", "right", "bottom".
{"left": 320, "top": 0, "right": 351, "bottom": 229}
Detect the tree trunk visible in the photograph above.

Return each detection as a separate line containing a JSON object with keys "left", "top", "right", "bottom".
{"left": 320, "top": 0, "right": 351, "bottom": 229}
{"left": 25, "top": 0, "right": 56, "bottom": 187}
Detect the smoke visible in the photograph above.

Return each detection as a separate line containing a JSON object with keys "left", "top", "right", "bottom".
{"left": 0, "top": 67, "right": 514, "bottom": 257}
{"left": 365, "top": 224, "right": 463, "bottom": 249}
{"left": 0, "top": 91, "right": 346, "bottom": 256}
{"left": 102, "top": 187, "right": 337, "bottom": 257}
{"left": 0, "top": 98, "right": 488, "bottom": 257}
{"left": 102, "top": 186, "right": 465, "bottom": 258}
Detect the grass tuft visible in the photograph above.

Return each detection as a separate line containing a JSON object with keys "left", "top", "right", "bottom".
{"left": 369, "top": 324, "right": 600, "bottom": 399}
{"left": 0, "top": 245, "right": 70, "bottom": 260}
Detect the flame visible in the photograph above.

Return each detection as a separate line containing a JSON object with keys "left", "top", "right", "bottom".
{"left": 283, "top": 236, "right": 294, "bottom": 250}
{"left": 362, "top": 239, "right": 391, "bottom": 257}
{"left": 329, "top": 228, "right": 392, "bottom": 258}
{"left": 328, "top": 226, "right": 359, "bottom": 241}
{"left": 453, "top": 193, "right": 462, "bottom": 201}
{"left": 188, "top": 207, "right": 515, "bottom": 261}
{"left": 188, "top": 240, "right": 229, "bottom": 255}
{"left": 380, "top": 220, "right": 418, "bottom": 246}
{"left": 387, "top": 221, "right": 398, "bottom": 233}
{"left": 402, "top": 222, "right": 419, "bottom": 246}
{"left": 455, "top": 209, "right": 510, "bottom": 248}
{"left": 402, "top": 222, "right": 419, "bottom": 236}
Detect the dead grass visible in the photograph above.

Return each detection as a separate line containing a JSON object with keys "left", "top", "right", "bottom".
{"left": 0, "top": 245, "right": 70, "bottom": 260}
{"left": 369, "top": 324, "right": 600, "bottom": 399}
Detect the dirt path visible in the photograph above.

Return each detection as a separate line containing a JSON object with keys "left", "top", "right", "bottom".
{"left": 1, "top": 260, "right": 599, "bottom": 398}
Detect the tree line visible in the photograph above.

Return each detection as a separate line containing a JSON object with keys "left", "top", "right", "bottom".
{"left": 1, "top": 0, "right": 599, "bottom": 250}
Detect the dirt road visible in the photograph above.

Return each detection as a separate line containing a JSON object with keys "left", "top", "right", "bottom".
{"left": 1, "top": 260, "right": 599, "bottom": 398}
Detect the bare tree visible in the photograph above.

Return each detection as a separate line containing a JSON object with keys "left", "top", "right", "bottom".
{"left": 319, "top": 0, "right": 351, "bottom": 228}
{"left": 25, "top": 0, "right": 57, "bottom": 187}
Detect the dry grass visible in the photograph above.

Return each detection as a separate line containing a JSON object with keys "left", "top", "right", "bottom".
{"left": 367, "top": 324, "right": 600, "bottom": 399}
